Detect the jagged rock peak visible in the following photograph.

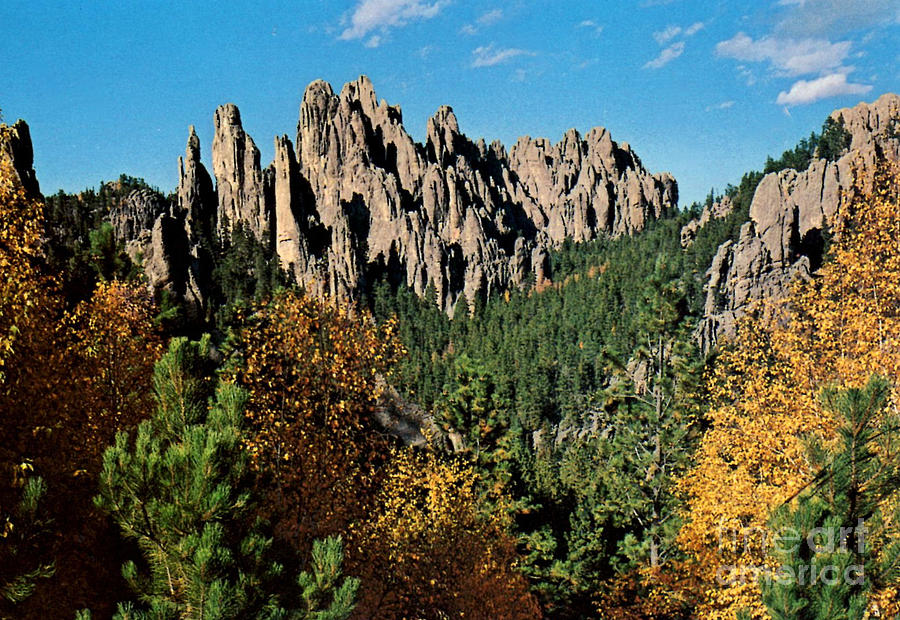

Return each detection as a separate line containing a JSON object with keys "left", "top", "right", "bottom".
{"left": 340, "top": 74, "right": 378, "bottom": 115}
{"left": 426, "top": 105, "right": 461, "bottom": 166}
{"left": 110, "top": 188, "right": 168, "bottom": 243}
{"left": 831, "top": 93, "right": 900, "bottom": 154}
{"left": 429, "top": 105, "right": 459, "bottom": 133}
{"left": 288, "top": 75, "right": 676, "bottom": 309}
{"left": 211, "top": 102, "right": 270, "bottom": 239}
{"left": 186, "top": 125, "right": 201, "bottom": 159}
{"left": 272, "top": 133, "right": 310, "bottom": 280}
{"left": 699, "top": 93, "right": 900, "bottom": 349}
{"left": 0, "top": 119, "right": 40, "bottom": 198}
{"left": 681, "top": 195, "right": 735, "bottom": 248}
{"left": 153, "top": 75, "right": 677, "bottom": 315}
{"left": 178, "top": 124, "right": 216, "bottom": 241}
{"left": 215, "top": 103, "right": 242, "bottom": 129}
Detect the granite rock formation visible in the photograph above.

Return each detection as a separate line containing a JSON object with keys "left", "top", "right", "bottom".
{"left": 680, "top": 195, "right": 735, "bottom": 248}
{"left": 177, "top": 75, "right": 677, "bottom": 313}
{"left": 699, "top": 93, "right": 900, "bottom": 348}
{"left": 212, "top": 104, "right": 271, "bottom": 240}
{"left": 0, "top": 120, "right": 40, "bottom": 198}
{"left": 109, "top": 188, "right": 168, "bottom": 243}
{"left": 117, "top": 128, "right": 218, "bottom": 320}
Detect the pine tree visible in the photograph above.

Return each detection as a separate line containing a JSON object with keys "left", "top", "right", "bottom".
{"left": 0, "top": 469, "right": 54, "bottom": 611}
{"left": 761, "top": 376, "right": 900, "bottom": 620}
{"left": 94, "top": 336, "right": 358, "bottom": 619}
{"left": 816, "top": 117, "right": 852, "bottom": 162}
{"left": 598, "top": 258, "right": 701, "bottom": 570}
{"left": 435, "top": 355, "right": 509, "bottom": 459}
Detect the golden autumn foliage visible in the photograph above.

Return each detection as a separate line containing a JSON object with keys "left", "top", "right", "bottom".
{"left": 352, "top": 448, "right": 541, "bottom": 619}
{"left": 228, "top": 291, "right": 542, "bottom": 618}
{"left": 227, "top": 291, "right": 404, "bottom": 550}
{"left": 0, "top": 154, "right": 164, "bottom": 617}
{"left": 598, "top": 562, "right": 702, "bottom": 620}
{"left": 0, "top": 159, "right": 50, "bottom": 383}
{"left": 36, "top": 280, "right": 162, "bottom": 619}
{"left": 60, "top": 280, "right": 163, "bottom": 472}
{"left": 0, "top": 155, "right": 62, "bottom": 458}
{"left": 678, "top": 160, "right": 900, "bottom": 618}
{"left": 0, "top": 154, "right": 61, "bottom": 618}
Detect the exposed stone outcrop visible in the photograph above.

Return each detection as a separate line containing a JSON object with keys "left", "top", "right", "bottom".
{"left": 699, "top": 93, "right": 900, "bottom": 348}
{"left": 136, "top": 215, "right": 194, "bottom": 302}
{"left": 212, "top": 104, "right": 270, "bottom": 240}
{"left": 0, "top": 120, "right": 40, "bottom": 198}
{"left": 121, "top": 129, "right": 218, "bottom": 320}
{"left": 109, "top": 188, "right": 168, "bottom": 243}
{"left": 177, "top": 125, "right": 217, "bottom": 243}
{"left": 196, "top": 75, "right": 677, "bottom": 313}
{"left": 507, "top": 128, "right": 677, "bottom": 242}
{"left": 2, "top": 78, "right": 676, "bottom": 321}
{"left": 680, "top": 195, "right": 735, "bottom": 248}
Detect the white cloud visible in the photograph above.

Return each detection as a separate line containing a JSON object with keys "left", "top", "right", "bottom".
{"left": 477, "top": 9, "right": 503, "bottom": 25}
{"left": 654, "top": 25, "right": 682, "bottom": 45}
{"left": 648, "top": 21, "right": 703, "bottom": 67}
{"left": 715, "top": 1, "right": 885, "bottom": 107}
{"left": 578, "top": 19, "right": 604, "bottom": 36}
{"left": 653, "top": 21, "right": 704, "bottom": 45}
{"left": 716, "top": 32, "right": 852, "bottom": 76}
{"left": 460, "top": 8, "right": 502, "bottom": 36}
{"left": 684, "top": 21, "right": 705, "bottom": 36}
{"left": 643, "top": 41, "right": 685, "bottom": 69}
{"left": 775, "top": 0, "right": 900, "bottom": 37}
{"left": 738, "top": 64, "right": 757, "bottom": 85}
{"left": 471, "top": 43, "right": 535, "bottom": 68}
{"left": 705, "top": 100, "right": 735, "bottom": 111}
{"left": 365, "top": 35, "right": 382, "bottom": 47}
{"left": 776, "top": 72, "right": 872, "bottom": 105}
{"left": 340, "top": 0, "right": 448, "bottom": 41}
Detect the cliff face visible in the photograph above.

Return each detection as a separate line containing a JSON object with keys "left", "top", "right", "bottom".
{"left": 1, "top": 77, "right": 675, "bottom": 317}
{"left": 176, "top": 75, "right": 676, "bottom": 313}
{"left": 698, "top": 93, "right": 900, "bottom": 348}
{"left": 0, "top": 120, "right": 40, "bottom": 198}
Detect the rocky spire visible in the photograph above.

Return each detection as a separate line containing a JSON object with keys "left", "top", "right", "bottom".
{"left": 0, "top": 119, "right": 40, "bottom": 198}
{"left": 272, "top": 134, "right": 309, "bottom": 279}
{"left": 111, "top": 75, "right": 679, "bottom": 316}
{"left": 286, "top": 75, "right": 677, "bottom": 312}
{"left": 211, "top": 103, "right": 270, "bottom": 240}
{"left": 177, "top": 125, "right": 216, "bottom": 242}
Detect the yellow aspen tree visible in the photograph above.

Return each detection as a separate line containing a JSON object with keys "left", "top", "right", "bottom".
{"left": 0, "top": 148, "right": 60, "bottom": 617}
{"left": 226, "top": 291, "right": 404, "bottom": 554}
{"left": 678, "top": 160, "right": 900, "bottom": 619}
{"left": 351, "top": 448, "right": 541, "bottom": 619}
{"left": 61, "top": 280, "right": 163, "bottom": 473}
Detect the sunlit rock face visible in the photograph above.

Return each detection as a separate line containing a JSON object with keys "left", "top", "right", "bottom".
{"left": 699, "top": 93, "right": 900, "bottom": 349}
{"left": 199, "top": 75, "right": 676, "bottom": 313}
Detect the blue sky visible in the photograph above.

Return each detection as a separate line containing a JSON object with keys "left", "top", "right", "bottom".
{"left": 2, "top": 1, "right": 898, "bottom": 206}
